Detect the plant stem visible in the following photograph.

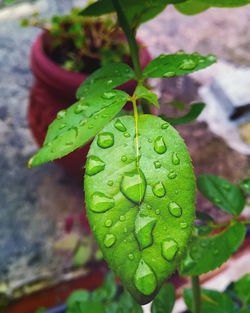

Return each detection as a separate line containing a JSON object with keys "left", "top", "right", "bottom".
{"left": 111, "top": 0, "right": 142, "bottom": 80}
{"left": 192, "top": 276, "right": 201, "bottom": 313}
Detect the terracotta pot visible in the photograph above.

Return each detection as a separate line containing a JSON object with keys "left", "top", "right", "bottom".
{"left": 28, "top": 31, "right": 151, "bottom": 181}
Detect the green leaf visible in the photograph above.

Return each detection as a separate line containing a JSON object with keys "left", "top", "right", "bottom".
{"left": 151, "top": 283, "right": 176, "bottom": 313}
{"left": 239, "top": 178, "right": 250, "bottom": 195}
{"left": 118, "top": 291, "right": 143, "bottom": 313}
{"left": 196, "top": 211, "right": 214, "bottom": 223}
{"left": 160, "top": 103, "right": 205, "bottom": 125}
{"left": 76, "top": 63, "right": 134, "bottom": 100}
{"left": 194, "top": 224, "right": 213, "bottom": 236}
{"left": 78, "top": 301, "right": 106, "bottom": 313}
{"left": 179, "top": 222, "right": 246, "bottom": 276}
{"left": 175, "top": 0, "right": 209, "bottom": 15}
{"left": 165, "top": 100, "right": 185, "bottom": 110}
{"left": 199, "top": 0, "right": 250, "bottom": 7}
{"left": 234, "top": 274, "right": 250, "bottom": 305}
{"left": 28, "top": 90, "right": 129, "bottom": 167}
{"left": 67, "top": 290, "right": 90, "bottom": 311}
{"left": 143, "top": 53, "right": 216, "bottom": 78}
{"left": 184, "top": 288, "right": 235, "bottom": 313}
{"left": 135, "top": 85, "right": 159, "bottom": 109}
{"left": 84, "top": 114, "right": 196, "bottom": 304}
{"left": 197, "top": 175, "right": 246, "bottom": 216}
{"left": 73, "top": 237, "right": 92, "bottom": 267}
{"left": 91, "top": 272, "right": 117, "bottom": 302}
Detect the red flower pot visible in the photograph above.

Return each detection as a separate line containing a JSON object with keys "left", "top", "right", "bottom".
{"left": 28, "top": 31, "right": 151, "bottom": 181}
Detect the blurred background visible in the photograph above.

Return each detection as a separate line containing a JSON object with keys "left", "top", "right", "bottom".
{"left": 0, "top": 0, "right": 249, "bottom": 312}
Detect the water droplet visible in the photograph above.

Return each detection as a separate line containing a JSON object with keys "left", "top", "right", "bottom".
{"left": 201, "top": 242, "right": 207, "bottom": 248}
{"left": 213, "top": 249, "right": 219, "bottom": 255}
{"left": 79, "top": 120, "right": 87, "bottom": 127}
{"left": 168, "top": 202, "right": 182, "bottom": 217}
{"left": 124, "top": 227, "right": 128, "bottom": 233}
{"left": 74, "top": 102, "right": 88, "bottom": 114}
{"left": 179, "top": 58, "right": 197, "bottom": 70}
{"left": 162, "top": 239, "right": 178, "bottom": 261}
{"left": 121, "top": 155, "right": 127, "bottom": 162}
{"left": 213, "top": 197, "right": 222, "bottom": 205}
{"left": 153, "top": 161, "right": 161, "bottom": 169}
{"left": 155, "top": 209, "right": 160, "bottom": 215}
{"left": 121, "top": 169, "right": 146, "bottom": 204}
{"left": 88, "top": 124, "right": 94, "bottom": 129}
{"left": 124, "top": 132, "right": 130, "bottom": 138}
{"left": 223, "top": 184, "right": 231, "bottom": 191}
{"left": 181, "top": 253, "right": 196, "bottom": 271}
{"left": 152, "top": 182, "right": 166, "bottom": 198}
{"left": 102, "top": 91, "right": 116, "bottom": 99}
{"left": 180, "top": 222, "right": 188, "bottom": 229}
{"left": 97, "top": 132, "right": 114, "bottom": 148}
{"left": 90, "top": 192, "right": 114, "bottom": 213}
{"left": 57, "top": 110, "right": 66, "bottom": 120}
{"left": 59, "top": 123, "right": 67, "bottom": 130}
{"left": 134, "top": 259, "right": 157, "bottom": 295}
{"left": 207, "top": 54, "right": 216, "bottom": 62}
{"left": 161, "top": 123, "right": 169, "bottom": 129}
{"left": 154, "top": 136, "right": 167, "bottom": 154}
{"left": 135, "top": 213, "right": 156, "bottom": 250}
{"left": 114, "top": 119, "right": 127, "bottom": 132}
{"left": 128, "top": 253, "right": 134, "bottom": 260}
{"left": 107, "top": 180, "right": 113, "bottom": 186}
{"left": 102, "top": 114, "right": 108, "bottom": 118}
{"left": 120, "top": 215, "right": 126, "bottom": 222}
{"left": 104, "top": 234, "right": 116, "bottom": 248}
{"left": 107, "top": 79, "right": 113, "bottom": 84}
{"left": 148, "top": 138, "right": 153, "bottom": 143}
{"left": 163, "top": 71, "right": 175, "bottom": 77}
{"left": 86, "top": 155, "right": 105, "bottom": 176}
{"left": 172, "top": 152, "right": 180, "bottom": 165}
{"left": 175, "top": 190, "right": 179, "bottom": 194}
{"left": 105, "top": 219, "right": 112, "bottom": 227}
{"left": 147, "top": 204, "right": 152, "bottom": 210}
{"left": 168, "top": 171, "right": 177, "bottom": 179}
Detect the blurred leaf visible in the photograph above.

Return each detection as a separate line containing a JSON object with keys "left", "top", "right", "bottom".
{"left": 179, "top": 222, "right": 246, "bottom": 276}
{"left": 234, "top": 274, "right": 250, "bottom": 305}
{"left": 118, "top": 291, "right": 143, "bottom": 312}
{"left": 196, "top": 211, "right": 214, "bottom": 223}
{"left": 160, "top": 103, "right": 205, "bottom": 125}
{"left": 54, "top": 233, "right": 79, "bottom": 253}
{"left": 67, "top": 290, "right": 89, "bottom": 311}
{"left": 165, "top": 100, "right": 185, "bottom": 110}
{"left": 79, "top": 301, "right": 106, "bottom": 313}
{"left": 151, "top": 283, "right": 176, "bottom": 313}
{"left": 239, "top": 178, "right": 250, "bottom": 195}
{"left": 199, "top": 0, "right": 250, "bottom": 7}
{"left": 73, "top": 237, "right": 92, "bottom": 267}
{"left": 184, "top": 288, "right": 235, "bottom": 313}
{"left": 195, "top": 224, "right": 213, "bottom": 236}
{"left": 135, "top": 85, "right": 159, "bottom": 108}
{"left": 175, "top": 0, "right": 209, "bottom": 15}
{"left": 36, "top": 308, "right": 46, "bottom": 313}
{"left": 197, "top": 175, "right": 246, "bottom": 216}
{"left": 143, "top": 52, "right": 216, "bottom": 78}
{"left": 91, "top": 272, "right": 117, "bottom": 302}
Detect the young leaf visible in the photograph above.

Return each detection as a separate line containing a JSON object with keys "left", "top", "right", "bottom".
{"left": 135, "top": 85, "right": 159, "bottom": 109}
{"left": 151, "top": 283, "right": 176, "bottom": 313}
{"left": 28, "top": 90, "right": 129, "bottom": 167}
{"left": 239, "top": 178, "right": 250, "bottom": 195}
{"left": 143, "top": 53, "right": 216, "bottom": 78}
{"left": 197, "top": 175, "right": 246, "bottom": 216}
{"left": 160, "top": 103, "right": 205, "bottom": 125}
{"left": 179, "top": 222, "right": 246, "bottom": 276}
{"left": 67, "top": 290, "right": 90, "bottom": 310}
{"left": 175, "top": 0, "right": 209, "bottom": 15}
{"left": 84, "top": 114, "right": 196, "bottom": 304}
{"left": 183, "top": 288, "right": 235, "bottom": 313}
{"left": 234, "top": 274, "right": 250, "bottom": 305}
{"left": 199, "top": 0, "right": 250, "bottom": 7}
{"left": 76, "top": 62, "right": 134, "bottom": 100}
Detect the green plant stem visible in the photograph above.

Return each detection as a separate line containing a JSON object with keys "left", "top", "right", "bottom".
{"left": 209, "top": 220, "right": 250, "bottom": 229}
{"left": 192, "top": 276, "right": 201, "bottom": 313}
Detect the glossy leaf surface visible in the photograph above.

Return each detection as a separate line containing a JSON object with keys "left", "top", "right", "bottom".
{"left": 175, "top": 0, "right": 209, "bottom": 15}
{"left": 151, "top": 283, "right": 176, "bottom": 313}
{"left": 179, "top": 222, "right": 246, "bottom": 276}
{"left": 85, "top": 114, "right": 196, "bottom": 304}
{"left": 143, "top": 53, "right": 216, "bottom": 78}
{"left": 28, "top": 90, "right": 128, "bottom": 167}
{"left": 239, "top": 178, "right": 250, "bottom": 195}
{"left": 197, "top": 175, "right": 245, "bottom": 216}
{"left": 161, "top": 103, "right": 205, "bottom": 125}
{"left": 135, "top": 85, "right": 159, "bottom": 109}
{"left": 200, "top": 0, "right": 250, "bottom": 7}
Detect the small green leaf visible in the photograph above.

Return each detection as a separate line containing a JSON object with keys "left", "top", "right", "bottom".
{"left": 73, "top": 237, "right": 92, "bottom": 267}
{"left": 239, "top": 178, "right": 250, "bottom": 195}
{"left": 78, "top": 301, "right": 106, "bottom": 313}
{"left": 175, "top": 0, "right": 209, "bottom": 15}
{"left": 184, "top": 288, "right": 235, "bottom": 313}
{"left": 91, "top": 272, "right": 117, "bottom": 302}
{"left": 76, "top": 63, "right": 134, "bottom": 100}
{"left": 196, "top": 211, "right": 214, "bottom": 223}
{"left": 165, "top": 100, "right": 185, "bottom": 110}
{"left": 197, "top": 175, "right": 246, "bottom": 216}
{"left": 179, "top": 222, "right": 246, "bottom": 276}
{"left": 28, "top": 90, "right": 129, "bottom": 167}
{"left": 160, "top": 103, "right": 205, "bottom": 125}
{"left": 151, "top": 283, "right": 176, "bottom": 313}
{"left": 85, "top": 114, "right": 196, "bottom": 304}
{"left": 135, "top": 85, "right": 159, "bottom": 109}
{"left": 143, "top": 53, "right": 216, "bottom": 78}
{"left": 199, "top": 0, "right": 250, "bottom": 7}
{"left": 234, "top": 274, "right": 250, "bottom": 305}
{"left": 118, "top": 291, "right": 143, "bottom": 313}
{"left": 67, "top": 290, "right": 90, "bottom": 310}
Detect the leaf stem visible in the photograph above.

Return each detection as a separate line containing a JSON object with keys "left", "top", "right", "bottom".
{"left": 192, "top": 276, "right": 201, "bottom": 313}
{"left": 208, "top": 219, "right": 250, "bottom": 229}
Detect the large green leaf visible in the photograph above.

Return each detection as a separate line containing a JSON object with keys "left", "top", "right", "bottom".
{"left": 234, "top": 274, "right": 250, "bottom": 305}
{"left": 143, "top": 53, "right": 216, "bottom": 78}
{"left": 28, "top": 90, "right": 129, "bottom": 167}
{"left": 184, "top": 288, "right": 235, "bottom": 313}
{"left": 84, "top": 114, "right": 196, "bottom": 304}
{"left": 197, "top": 175, "right": 246, "bottom": 216}
{"left": 76, "top": 62, "right": 134, "bottom": 100}
{"left": 160, "top": 103, "right": 205, "bottom": 125}
{"left": 151, "top": 283, "right": 176, "bottom": 313}
{"left": 175, "top": 0, "right": 209, "bottom": 15}
{"left": 179, "top": 222, "right": 246, "bottom": 276}
{"left": 199, "top": 0, "right": 250, "bottom": 7}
